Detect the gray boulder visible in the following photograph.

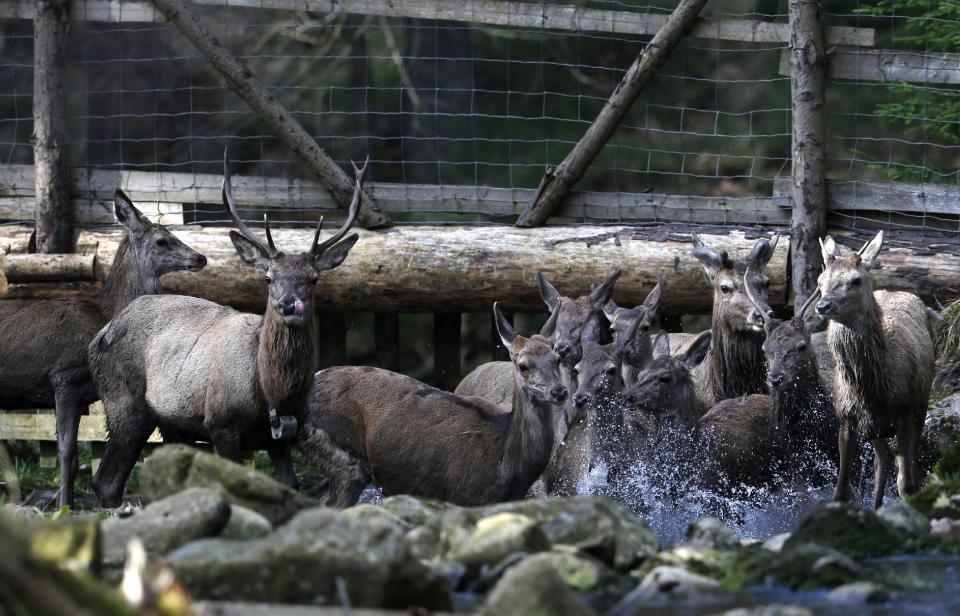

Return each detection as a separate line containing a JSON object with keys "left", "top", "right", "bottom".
{"left": 167, "top": 506, "right": 451, "bottom": 610}
{"left": 877, "top": 499, "right": 929, "bottom": 537}
{"left": 140, "top": 445, "right": 316, "bottom": 525}
{"left": 218, "top": 505, "right": 272, "bottom": 540}
{"left": 826, "top": 581, "right": 891, "bottom": 604}
{"left": 449, "top": 512, "right": 549, "bottom": 572}
{"left": 100, "top": 487, "right": 230, "bottom": 570}
{"left": 686, "top": 517, "right": 740, "bottom": 551}
{"left": 482, "top": 553, "right": 595, "bottom": 616}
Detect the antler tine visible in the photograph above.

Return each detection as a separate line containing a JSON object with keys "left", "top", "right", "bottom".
{"left": 263, "top": 214, "right": 277, "bottom": 253}
{"left": 796, "top": 288, "right": 821, "bottom": 321}
{"left": 222, "top": 150, "right": 275, "bottom": 256}
{"left": 314, "top": 156, "right": 368, "bottom": 256}
{"left": 743, "top": 266, "right": 772, "bottom": 327}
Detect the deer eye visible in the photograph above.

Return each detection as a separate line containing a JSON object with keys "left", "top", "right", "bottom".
{"left": 265, "top": 274, "right": 273, "bottom": 284}
{"left": 658, "top": 375, "right": 671, "bottom": 384}
{"left": 720, "top": 284, "right": 732, "bottom": 294}
{"left": 310, "top": 275, "right": 319, "bottom": 284}
{"left": 851, "top": 276, "right": 862, "bottom": 286}
{"left": 156, "top": 238, "right": 168, "bottom": 248}
{"left": 797, "top": 343, "right": 807, "bottom": 353}
{"left": 518, "top": 362, "right": 529, "bottom": 373}
{"left": 606, "top": 366, "right": 618, "bottom": 376}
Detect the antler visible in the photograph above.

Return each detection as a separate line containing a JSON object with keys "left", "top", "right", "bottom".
{"left": 222, "top": 150, "right": 278, "bottom": 257}
{"left": 796, "top": 288, "right": 821, "bottom": 322}
{"left": 743, "top": 266, "right": 775, "bottom": 328}
{"left": 313, "top": 157, "right": 368, "bottom": 256}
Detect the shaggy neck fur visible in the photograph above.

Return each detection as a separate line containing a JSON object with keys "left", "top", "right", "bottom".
{"left": 772, "top": 347, "right": 836, "bottom": 461}
{"left": 258, "top": 308, "right": 318, "bottom": 415}
{"left": 498, "top": 385, "right": 556, "bottom": 500}
{"left": 675, "top": 375, "right": 708, "bottom": 427}
{"left": 96, "top": 237, "right": 162, "bottom": 319}
{"left": 710, "top": 320, "right": 768, "bottom": 401}
{"left": 828, "top": 298, "right": 891, "bottom": 437}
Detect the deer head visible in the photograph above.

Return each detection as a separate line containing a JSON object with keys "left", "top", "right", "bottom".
{"left": 495, "top": 302, "right": 568, "bottom": 404}
{"left": 692, "top": 234, "right": 778, "bottom": 333}
{"left": 114, "top": 189, "right": 207, "bottom": 275}
{"left": 537, "top": 270, "right": 621, "bottom": 364}
{"left": 223, "top": 152, "right": 363, "bottom": 326}
{"left": 623, "top": 330, "right": 711, "bottom": 429}
{"left": 815, "top": 231, "right": 883, "bottom": 326}
{"left": 603, "top": 279, "right": 662, "bottom": 368}
{"left": 571, "top": 313, "right": 642, "bottom": 410}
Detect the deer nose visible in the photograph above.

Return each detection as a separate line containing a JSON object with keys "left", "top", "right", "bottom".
{"left": 554, "top": 343, "right": 572, "bottom": 358}
{"left": 549, "top": 385, "right": 568, "bottom": 402}
{"left": 196, "top": 254, "right": 208, "bottom": 267}
{"left": 573, "top": 393, "right": 590, "bottom": 408}
{"left": 816, "top": 299, "right": 832, "bottom": 315}
{"left": 769, "top": 373, "right": 784, "bottom": 388}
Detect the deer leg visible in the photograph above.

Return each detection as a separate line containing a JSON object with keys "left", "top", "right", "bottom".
{"left": 833, "top": 418, "right": 857, "bottom": 502}
{"left": 93, "top": 400, "right": 156, "bottom": 508}
{"left": 209, "top": 430, "right": 244, "bottom": 463}
{"left": 871, "top": 438, "right": 893, "bottom": 510}
{"left": 298, "top": 426, "right": 368, "bottom": 508}
{"left": 52, "top": 381, "right": 85, "bottom": 510}
{"left": 267, "top": 442, "right": 299, "bottom": 490}
{"left": 895, "top": 418, "right": 919, "bottom": 498}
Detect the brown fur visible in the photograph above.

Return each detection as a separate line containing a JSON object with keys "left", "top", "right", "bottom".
{"left": 817, "top": 232, "right": 935, "bottom": 508}
{"left": 0, "top": 191, "right": 205, "bottom": 508}
{"left": 87, "top": 159, "right": 363, "bottom": 507}
{"left": 604, "top": 280, "right": 662, "bottom": 386}
{"left": 300, "top": 316, "right": 568, "bottom": 507}
{"left": 698, "top": 394, "right": 775, "bottom": 486}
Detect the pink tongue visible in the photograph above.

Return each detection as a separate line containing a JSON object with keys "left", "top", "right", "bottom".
{"left": 294, "top": 299, "right": 305, "bottom": 317}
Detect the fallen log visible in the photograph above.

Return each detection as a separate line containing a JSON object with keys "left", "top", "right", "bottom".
{"left": 2, "top": 253, "right": 96, "bottom": 283}
{"left": 0, "top": 224, "right": 956, "bottom": 314}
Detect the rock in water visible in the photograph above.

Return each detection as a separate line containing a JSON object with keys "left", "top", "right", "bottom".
{"left": 101, "top": 487, "right": 230, "bottom": 571}
{"left": 140, "top": 445, "right": 316, "bottom": 525}
{"left": 783, "top": 501, "right": 905, "bottom": 559}
{"left": 167, "top": 506, "right": 451, "bottom": 610}
{"left": 686, "top": 517, "right": 740, "bottom": 550}
{"left": 482, "top": 553, "right": 595, "bottom": 616}
{"left": 826, "top": 581, "right": 891, "bottom": 604}
{"left": 877, "top": 500, "right": 929, "bottom": 537}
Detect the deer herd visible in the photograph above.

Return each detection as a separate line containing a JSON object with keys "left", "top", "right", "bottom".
{"left": 0, "top": 156, "right": 941, "bottom": 519}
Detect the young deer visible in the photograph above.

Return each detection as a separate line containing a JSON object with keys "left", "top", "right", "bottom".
{"left": 0, "top": 191, "right": 206, "bottom": 508}
{"left": 689, "top": 233, "right": 779, "bottom": 405}
{"left": 815, "top": 231, "right": 935, "bottom": 508}
{"left": 603, "top": 280, "right": 663, "bottom": 386}
{"left": 300, "top": 303, "right": 569, "bottom": 507}
{"left": 540, "top": 315, "right": 644, "bottom": 496}
{"left": 88, "top": 155, "right": 363, "bottom": 507}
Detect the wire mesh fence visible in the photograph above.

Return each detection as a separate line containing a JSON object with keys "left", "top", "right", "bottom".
{"left": 0, "top": 0, "right": 957, "bottom": 239}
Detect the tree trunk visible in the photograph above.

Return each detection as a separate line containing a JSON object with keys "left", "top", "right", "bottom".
{"left": 788, "top": 0, "right": 827, "bottom": 311}
{"left": 32, "top": 0, "right": 72, "bottom": 253}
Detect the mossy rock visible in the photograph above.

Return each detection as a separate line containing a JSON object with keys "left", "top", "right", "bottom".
{"left": 783, "top": 501, "right": 906, "bottom": 559}
{"left": 631, "top": 544, "right": 736, "bottom": 583}
{"left": 449, "top": 513, "right": 549, "bottom": 572}
{"left": 908, "top": 476, "right": 960, "bottom": 519}
{"left": 686, "top": 517, "right": 740, "bottom": 550}
{"left": 380, "top": 494, "right": 451, "bottom": 527}
{"left": 934, "top": 441, "right": 960, "bottom": 478}
{"left": 758, "top": 543, "right": 865, "bottom": 590}
{"left": 482, "top": 553, "right": 595, "bottom": 616}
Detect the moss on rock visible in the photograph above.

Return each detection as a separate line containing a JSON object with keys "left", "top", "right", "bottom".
{"left": 783, "top": 501, "right": 906, "bottom": 559}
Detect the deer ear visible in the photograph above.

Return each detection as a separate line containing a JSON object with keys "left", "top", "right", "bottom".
{"left": 643, "top": 280, "right": 663, "bottom": 313}
{"left": 859, "top": 230, "right": 883, "bottom": 270}
{"left": 539, "top": 305, "right": 559, "bottom": 338}
{"left": 315, "top": 233, "right": 359, "bottom": 271}
{"left": 589, "top": 270, "right": 621, "bottom": 310}
{"left": 747, "top": 233, "right": 778, "bottom": 269}
{"left": 820, "top": 235, "right": 841, "bottom": 263}
{"left": 652, "top": 330, "right": 671, "bottom": 359}
{"left": 602, "top": 300, "right": 619, "bottom": 323}
{"left": 536, "top": 272, "right": 561, "bottom": 312}
{"left": 494, "top": 302, "right": 518, "bottom": 351}
{"left": 114, "top": 189, "right": 149, "bottom": 235}
{"left": 682, "top": 331, "right": 712, "bottom": 370}
{"left": 230, "top": 230, "right": 271, "bottom": 270}
{"left": 692, "top": 236, "right": 727, "bottom": 279}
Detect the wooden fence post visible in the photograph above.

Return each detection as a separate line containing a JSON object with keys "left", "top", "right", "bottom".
{"left": 788, "top": 0, "right": 827, "bottom": 310}
{"left": 32, "top": 0, "right": 71, "bottom": 253}
{"left": 433, "top": 313, "right": 462, "bottom": 391}
{"left": 374, "top": 313, "right": 400, "bottom": 371}
{"left": 515, "top": 0, "right": 709, "bottom": 227}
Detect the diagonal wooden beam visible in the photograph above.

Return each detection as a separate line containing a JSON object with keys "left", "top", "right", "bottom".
{"left": 150, "top": 0, "right": 390, "bottom": 228}
{"left": 515, "top": 0, "right": 709, "bottom": 228}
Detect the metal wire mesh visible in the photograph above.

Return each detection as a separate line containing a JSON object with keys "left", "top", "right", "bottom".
{"left": 0, "top": 0, "right": 955, "bottom": 238}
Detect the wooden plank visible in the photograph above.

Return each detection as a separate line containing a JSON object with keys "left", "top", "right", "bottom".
{"left": 0, "top": 411, "right": 162, "bottom": 442}
{"left": 0, "top": 165, "right": 793, "bottom": 225}
{"left": 433, "top": 313, "right": 462, "bottom": 391}
{"left": 3, "top": 253, "right": 97, "bottom": 283}
{"left": 773, "top": 177, "right": 960, "bottom": 216}
{"left": 779, "top": 47, "right": 960, "bottom": 85}
{"left": 0, "top": 0, "right": 875, "bottom": 46}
